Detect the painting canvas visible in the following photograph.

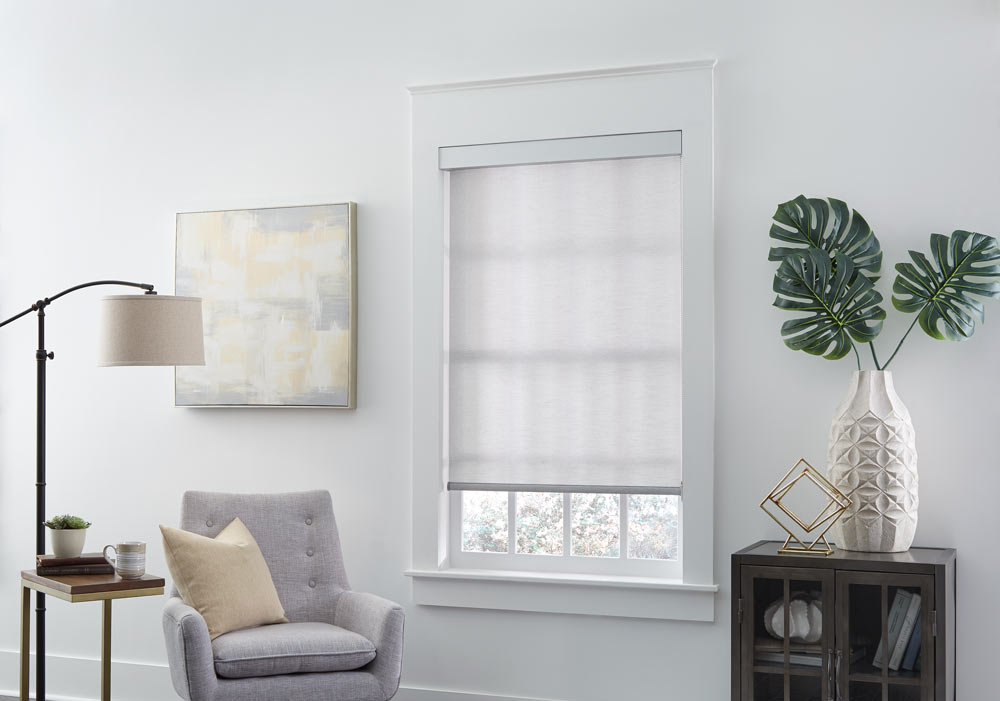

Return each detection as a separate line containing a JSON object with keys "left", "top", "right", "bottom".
{"left": 175, "top": 203, "right": 357, "bottom": 408}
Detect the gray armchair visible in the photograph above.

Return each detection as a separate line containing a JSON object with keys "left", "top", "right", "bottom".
{"left": 162, "top": 491, "right": 404, "bottom": 701}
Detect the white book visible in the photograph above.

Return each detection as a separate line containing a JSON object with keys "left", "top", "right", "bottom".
{"left": 889, "top": 592, "right": 921, "bottom": 671}
{"left": 873, "top": 590, "right": 912, "bottom": 669}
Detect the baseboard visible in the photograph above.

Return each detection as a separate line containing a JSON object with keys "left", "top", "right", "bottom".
{"left": 0, "top": 650, "right": 556, "bottom": 701}
{"left": 398, "top": 688, "right": 556, "bottom": 701}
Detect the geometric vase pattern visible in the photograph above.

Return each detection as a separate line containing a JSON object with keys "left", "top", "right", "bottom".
{"left": 827, "top": 371, "right": 918, "bottom": 552}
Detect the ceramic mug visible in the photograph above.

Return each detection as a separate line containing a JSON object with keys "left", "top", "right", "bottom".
{"left": 103, "top": 541, "right": 146, "bottom": 579}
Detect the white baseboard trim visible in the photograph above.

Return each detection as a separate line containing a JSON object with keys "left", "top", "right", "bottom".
{"left": 0, "top": 650, "right": 555, "bottom": 701}
{"left": 399, "top": 688, "right": 555, "bottom": 701}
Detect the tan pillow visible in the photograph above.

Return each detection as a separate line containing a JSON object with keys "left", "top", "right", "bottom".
{"left": 160, "top": 517, "right": 288, "bottom": 639}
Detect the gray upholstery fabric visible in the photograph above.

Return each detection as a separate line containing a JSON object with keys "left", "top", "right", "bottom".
{"left": 214, "top": 671, "right": 384, "bottom": 701}
{"left": 178, "top": 490, "right": 350, "bottom": 624}
{"left": 164, "top": 598, "right": 219, "bottom": 701}
{"left": 335, "top": 591, "right": 406, "bottom": 700}
{"left": 213, "top": 622, "right": 376, "bottom": 679}
{"left": 163, "top": 491, "right": 404, "bottom": 701}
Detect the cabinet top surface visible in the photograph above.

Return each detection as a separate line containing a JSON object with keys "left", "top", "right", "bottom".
{"left": 734, "top": 540, "right": 955, "bottom": 568}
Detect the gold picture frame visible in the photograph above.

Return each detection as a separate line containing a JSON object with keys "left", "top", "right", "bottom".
{"left": 174, "top": 202, "right": 357, "bottom": 408}
{"left": 759, "top": 458, "right": 851, "bottom": 556}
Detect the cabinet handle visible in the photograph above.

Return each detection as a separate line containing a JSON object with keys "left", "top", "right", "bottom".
{"left": 827, "top": 648, "right": 835, "bottom": 701}
{"left": 834, "top": 649, "right": 843, "bottom": 701}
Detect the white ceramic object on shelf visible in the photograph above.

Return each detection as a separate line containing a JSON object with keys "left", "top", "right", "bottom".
{"left": 827, "top": 370, "right": 918, "bottom": 552}
{"left": 49, "top": 527, "right": 87, "bottom": 558}
{"left": 764, "top": 594, "right": 823, "bottom": 643}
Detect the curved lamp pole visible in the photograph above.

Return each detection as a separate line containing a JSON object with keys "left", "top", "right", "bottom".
{"left": 0, "top": 281, "right": 204, "bottom": 701}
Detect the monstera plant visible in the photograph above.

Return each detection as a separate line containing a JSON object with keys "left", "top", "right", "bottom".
{"left": 769, "top": 195, "right": 1000, "bottom": 369}
{"left": 768, "top": 195, "right": 1000, "bottom": 553}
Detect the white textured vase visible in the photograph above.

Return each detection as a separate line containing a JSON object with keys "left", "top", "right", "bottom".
{"left": 827, "top": 371, "right": 918, "bottom": 552}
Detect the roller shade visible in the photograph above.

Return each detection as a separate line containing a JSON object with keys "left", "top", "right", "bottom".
{"left": 444, "top": 147, "right": 683, "bottom": 494}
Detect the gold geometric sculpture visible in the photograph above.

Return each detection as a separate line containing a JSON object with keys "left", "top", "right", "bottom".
{"left": 760, "top": 458, "right": 852, "bottom": 556}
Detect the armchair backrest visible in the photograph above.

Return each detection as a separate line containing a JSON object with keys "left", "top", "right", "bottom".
{"left": 177, "top": 490, "right": 350, "bottom": 624}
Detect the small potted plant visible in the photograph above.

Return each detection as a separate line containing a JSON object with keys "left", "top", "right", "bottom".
{"left": 44, "top": 514, "right": 92, "bottom": 558}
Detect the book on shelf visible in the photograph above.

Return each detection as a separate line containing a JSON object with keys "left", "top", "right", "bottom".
{"left": 755, "top": 650, "right": 824, "bottom": 667}
{"left": 754, "top": 646, "right": 866, "bottom": 668}
{"left": 901, "top": 612, "right": 922, "bottom": 671}
{"left": 889, "top": 593, "right": 921, "bottom": 671}
{"left": 754, "top": 637, "right": 821, "bottom": 654}
{"left": 873, "top": 589, "right": 912, "bottom": 669}
{"left": 36, "top": 564, "right": 115, "bottom": 576}
{"left": 36, "top": 552, "right": 110, "bottom": 568}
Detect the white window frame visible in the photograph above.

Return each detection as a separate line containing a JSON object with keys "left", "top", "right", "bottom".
{"left": 452, "top": 491, "right": 683, "bottom": 579}
{"left": 406, "top": 61, "right": 718, "bottom": 621}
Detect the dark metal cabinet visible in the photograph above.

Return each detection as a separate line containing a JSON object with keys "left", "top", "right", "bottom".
{"left": 732, "top": 541, "right": 956, "bottom": 701}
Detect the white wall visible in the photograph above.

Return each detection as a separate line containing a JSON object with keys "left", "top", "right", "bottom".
{"left": 0, "top": 1, "right": 997, "bottom": 699}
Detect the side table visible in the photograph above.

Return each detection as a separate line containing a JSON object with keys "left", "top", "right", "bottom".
{"left": 20, "top": 570, "right": 165, "bottom": 701}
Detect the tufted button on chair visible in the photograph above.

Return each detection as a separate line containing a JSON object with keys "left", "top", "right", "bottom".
{"left": 162, "top": 491, "right": 404, "bottom": 701}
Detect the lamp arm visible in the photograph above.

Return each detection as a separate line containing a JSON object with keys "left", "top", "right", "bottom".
{"left": 0, "top": 280, "right": 155, "bottom": 329}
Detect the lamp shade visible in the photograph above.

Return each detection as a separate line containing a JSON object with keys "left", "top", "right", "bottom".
{"left": 98, "top": 295, "right": 205, "bottom": 366}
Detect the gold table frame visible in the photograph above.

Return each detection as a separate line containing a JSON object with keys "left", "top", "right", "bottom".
{"left": 20, "top": 571, "right": 164, "bottom": 701}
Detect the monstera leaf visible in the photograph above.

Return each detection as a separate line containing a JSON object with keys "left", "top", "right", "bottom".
{"left": 770, "top": 195, "right": 883, "bottom": 282}
{"left": 773, "top": 247, "right": 886, "bottom": 359}
{"left": 892, "top": 231, "right": 1000, "bottom": 341}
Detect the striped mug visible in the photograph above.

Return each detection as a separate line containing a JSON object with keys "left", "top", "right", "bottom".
{"left": 103, "top": 541, "right": 145, "bottom": 579}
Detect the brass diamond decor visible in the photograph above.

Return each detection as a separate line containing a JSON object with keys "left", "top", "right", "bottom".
{"left": 760, "top": 458, "right": 852, "bottom": 556}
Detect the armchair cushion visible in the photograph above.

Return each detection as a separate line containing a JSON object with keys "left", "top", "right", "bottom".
{"left": 161, "top": 518, "right": 288, "bottom": 639}
{"left": 212, "top": 621, "right": 376, "bottom": 679}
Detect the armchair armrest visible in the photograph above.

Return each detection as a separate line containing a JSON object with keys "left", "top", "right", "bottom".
{"left": 334, "top": 591, "right": 405, "bottom": 700}
{"left": 162, "top": 597, "right": 219, "bottom": 701}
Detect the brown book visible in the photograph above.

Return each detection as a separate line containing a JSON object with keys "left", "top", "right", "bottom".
{"left": 37, "top": 564, "right": 115, "bottom": 576}
{"left": 36, "top": 552, "right": 110, "bottom": 568}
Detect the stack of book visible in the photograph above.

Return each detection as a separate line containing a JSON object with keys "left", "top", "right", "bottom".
{"left": 36, "top": 552, "right": 114, "bottom": 576}
{"left": 873, "top": 589, "right": 923, "bottom": 672}
{"left": 754, "top": 637, "right": 867, "bottom": 668}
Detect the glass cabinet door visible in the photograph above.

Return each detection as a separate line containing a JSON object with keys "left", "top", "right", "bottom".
{"left": 836, "top": 571, "right": 934, "bottom": 701}
{"left": 741, "top": 566, "right": 834, "bottom": 701}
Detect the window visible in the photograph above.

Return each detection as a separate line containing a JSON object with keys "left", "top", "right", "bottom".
{"left": 459, "top": 491, "right": 680, "bottom": 571}
{"left": 444, "top": 140, "right": 683, "bottom": 578}
{"left": 408, "top": 62, "right": 716, "bottom": 621}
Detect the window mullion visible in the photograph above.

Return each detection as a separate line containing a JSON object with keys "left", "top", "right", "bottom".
{"left": 563, "top": 492, "right": 571, "bottom": 557}
{"left": 619, "top": 494, "right": 628, "bottom": 560}
{"left": 508, "top": 491, "right": 516, "bottom": 554}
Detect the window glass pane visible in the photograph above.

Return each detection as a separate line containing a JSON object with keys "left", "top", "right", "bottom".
{"left": 571, "top": 493, "right": 620, "bottom": 558}
{"left": 515, "top": 492, "right": 563, "bottom": 555}
{"left": 627, "top": 494, "right": 679, "bottom": 560}
{"left": 461, "top": 491, "right": 508, "bottom": 553}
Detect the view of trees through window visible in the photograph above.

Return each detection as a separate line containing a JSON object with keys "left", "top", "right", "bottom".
{"left": 462, "top": 491, "right": 678, "bottom": 561}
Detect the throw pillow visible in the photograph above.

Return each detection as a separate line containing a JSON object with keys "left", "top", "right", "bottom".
{"left": 160, "top": 517, "right": 288, "bottom": 639}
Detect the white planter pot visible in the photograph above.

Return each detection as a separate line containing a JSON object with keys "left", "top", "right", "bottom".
{"left": 827, "top": 371, "right": 918, "bottom": 552}
{"left": 49, "top": 528, "right": 88, "bottom": 558}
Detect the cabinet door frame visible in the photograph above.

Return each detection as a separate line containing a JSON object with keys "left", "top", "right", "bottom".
{"left": 741, "top": 565, "right": 835, "bottom": 701}
{"left": 834, "top": 570, "right": 935, "bottom": 701}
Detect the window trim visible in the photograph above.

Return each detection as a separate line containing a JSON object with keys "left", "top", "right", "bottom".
{"left": 451, "top": 491, "right": 683, "bottom": 579}
{"left": 408, "top": 60, "right": 717, "bottom": 621}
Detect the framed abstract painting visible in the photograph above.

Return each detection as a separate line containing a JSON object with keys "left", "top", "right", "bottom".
{"left": 175, "top": 202, "right": 357, "bottom": 408}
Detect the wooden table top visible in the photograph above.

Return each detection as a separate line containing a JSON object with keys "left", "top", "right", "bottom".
{"left": 21, "top": 570, "right": 165, "bottom": 603}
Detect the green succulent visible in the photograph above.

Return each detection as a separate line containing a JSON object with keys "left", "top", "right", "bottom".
{"left": 43, "top": 514, "right": 91, "bottom": 530}
{"left": 769, "top": 196, "right": 1000, "bottom": 369}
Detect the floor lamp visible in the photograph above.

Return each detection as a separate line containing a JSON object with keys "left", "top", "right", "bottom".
{"left": 0, "top": 281, "right": 204, "bottom": 701}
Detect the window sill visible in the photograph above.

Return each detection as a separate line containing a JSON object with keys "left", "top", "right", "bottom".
{"left": 404, "top": 567, "right": 718, "bottom": 621}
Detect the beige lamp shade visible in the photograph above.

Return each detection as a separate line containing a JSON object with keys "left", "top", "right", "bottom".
{"left": 98, "top": 295, "right": 205, "bottom": 366}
